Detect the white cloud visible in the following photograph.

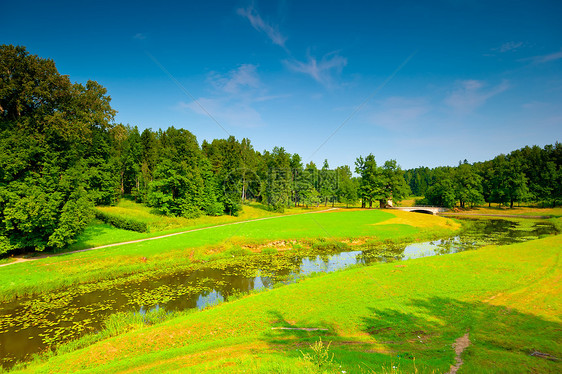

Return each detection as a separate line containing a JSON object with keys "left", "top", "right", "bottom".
{"left": 284, "top": 52, "right": 347, "bottom": 87}
{"left": 526, "top": 50, "right": 562, "bottom": 64}
{"left": 445, "top": 79, "right": 509, "bottom": 113}
{"left": 208, "top": 64, "right": 261, "bottom": 94}
{"left": 237, "top": 6, "right": 287, "bottom": 49}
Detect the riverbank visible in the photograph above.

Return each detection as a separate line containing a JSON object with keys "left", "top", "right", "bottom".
{"left": 441, "top": 206, "right": 562, "bottom": 219}
{"left": 0, "top": 209, "right": 459, "bottom": 303}
{"left": 11, "top": 227, "right": 561, "bottom": 373}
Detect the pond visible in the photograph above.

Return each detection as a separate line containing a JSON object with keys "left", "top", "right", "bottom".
{"left": 0, "top": 218, "right": 557, "bottom": 369}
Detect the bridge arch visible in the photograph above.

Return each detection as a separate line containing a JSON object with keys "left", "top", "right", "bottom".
{"left": 389, "top": 206, "right": 448, "bottom": 215}
{"left": 409, "top": 209, "right": 434, "bottom": 215}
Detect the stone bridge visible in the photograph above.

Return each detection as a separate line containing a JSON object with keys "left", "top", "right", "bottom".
{"left": 390, "top": 206, "right": 449, "bottom": 215}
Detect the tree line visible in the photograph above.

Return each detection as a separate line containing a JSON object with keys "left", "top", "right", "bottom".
{"left": 404, "top": 144, "right": 562, "bottom": 209}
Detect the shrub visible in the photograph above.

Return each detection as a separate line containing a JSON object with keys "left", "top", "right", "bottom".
{"left": 94, "top": 209, "right": 149, "bottom": 232}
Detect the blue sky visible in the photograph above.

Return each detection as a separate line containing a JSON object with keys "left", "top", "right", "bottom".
{"left": 2, "top": 0, "right": 561, "bottom": 169}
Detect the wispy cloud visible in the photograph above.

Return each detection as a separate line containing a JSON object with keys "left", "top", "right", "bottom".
{"left": 237, "top": 6, "right": 287, "bottom": 49}
{"left": 180, "top": 98, "right": 264, "bottom": 128}
{"left": 208, "top": 64, "right": 261, "bottom": 94}
{"left": 284, "top": 52, "right": 347, "bottom": 87}
{"left": 181, "top": 65, "right": 282, "bottom": 128}
{"left": 445, "top": 79, "right": 509, "bottom": 113}
{"left": 133, "top": 33, "right": 147, "bottom": 40}
{"left": 523, "top": 50, "right": 562, "bottom": 64}
{"left": 496, "top": 41, "right": 523, "bottom": 53}
{"left": 522, "top": 101, "right": 549, "bottom": 110}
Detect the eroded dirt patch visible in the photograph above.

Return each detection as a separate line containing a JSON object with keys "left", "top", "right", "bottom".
{"left": 447, "top": 332, "right": 470, "bottom": 374}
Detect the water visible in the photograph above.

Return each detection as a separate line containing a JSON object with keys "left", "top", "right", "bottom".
{"left": 0, "top": 218, "right": 557, "bottom": 369}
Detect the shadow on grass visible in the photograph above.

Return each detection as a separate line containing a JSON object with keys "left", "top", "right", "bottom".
{"left": 362, "top": 297, "right": 561, "bottom": 373}
{"left": 260, "top": 298, "right": 561, "bottom": 373}
{"left": 63, "top": 221, "right": 115, "bottom": 252}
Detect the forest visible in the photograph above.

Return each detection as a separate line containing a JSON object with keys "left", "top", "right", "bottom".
{"left": 1, "top": 44, "right": 561, "bottom": 255}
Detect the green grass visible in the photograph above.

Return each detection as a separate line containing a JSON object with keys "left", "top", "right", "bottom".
{"left": 66, "top": 201, "right": 282, "bottom": 251}
{"left": 13, "top": 229, "right": 561, "bottom": 373}
{"left": 67, "top": 201, "right": 359, "bottom": 251}
{"left": 0, "top": 209, "right": 458, "bottom": 302}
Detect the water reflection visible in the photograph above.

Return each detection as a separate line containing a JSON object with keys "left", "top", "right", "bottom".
{"left": 0, "top": 218, "right": 557, "bottom": 369}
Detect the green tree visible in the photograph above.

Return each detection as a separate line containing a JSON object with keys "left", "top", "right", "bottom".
{"left": 380, "top": 159, "right": 411, "bottom": 207}
{"left": 319, "top": 159, "right": 337, "bottom": 207}
{"left": 263, "top": 147, "right": 292, "bottom": 212}
{"left": 453, "top": 163, "right": 484, "bottom": 208}
{"left": 355, "top": 154, "right": 383, "bottom": 208}
{"left": 490, "top": 154, "right": 529, "bottom": 208}
{"left": 0, "top": 45, "right": 115, "bottom": 254}
{"left": 147, "top": 127, "right": 209, "bottom": 218}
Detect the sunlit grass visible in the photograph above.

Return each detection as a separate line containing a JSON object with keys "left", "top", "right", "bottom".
{"left": 14, "top": 230, "right": 561, "bottom": 373}
{"left": 72, "top": 201, "right": 349, "bottom": 251}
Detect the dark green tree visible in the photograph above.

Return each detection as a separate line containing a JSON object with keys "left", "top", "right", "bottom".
{"left": 0, "top": 45, "right": 115, "bottom": 253}
{"left": 319, "top": 159, "right": 337, "bottom": 207}
{"left": 453, "top": 163, "right": 484, "bottom": 208}
{"left": 425, "top": 169, "right": 456, "bottom": 208}
{"left": 355, "top": 154, "right": 383, "bottom": 208}
{"left": 380, "top": 159, "right": 411, "bottom": 207}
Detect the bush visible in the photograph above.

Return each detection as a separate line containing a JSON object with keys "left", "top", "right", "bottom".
{"left": 94, "top": 209, "right": 149, "bottom": 232}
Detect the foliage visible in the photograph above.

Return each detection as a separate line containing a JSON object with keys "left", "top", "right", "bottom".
{"left": 0, "top": 45, "right": 115, "bottom": 253}
{"left": 406, "top": 144, "right": 561, "bottom": 208}
{"left": 424, "top": 169, "right": 456, "bottom": 208}
{"left": 355, "top": 156, "right": 409, "bottom": 208}
{"left": 94, "top": 209, "right": 149, "bottom": 233}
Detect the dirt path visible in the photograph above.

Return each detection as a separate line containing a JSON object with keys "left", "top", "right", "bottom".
{"left": 0, "top": 208, "right": 339, "bottom": 268}
{"left": 447, "top": 332, "right": 471, "bottom": 374}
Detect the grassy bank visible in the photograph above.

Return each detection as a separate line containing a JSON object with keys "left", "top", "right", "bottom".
{"left": 12, "top": 229, "right": 561, "bottom": 373}
{"left": 0, "top": 209, "right": 459, "bottom": 302}
{"left": 443, "top": 206, "right": 562, "bottom": 218}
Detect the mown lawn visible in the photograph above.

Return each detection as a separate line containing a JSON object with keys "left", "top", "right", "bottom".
{"left": 0, "top": 209, "right": 458, "bottom": 302}
{"left": 14, "top": 230, "right": 561, "bottom": 373}
{"left": 70, "top": 201, "right": 365, "bottom": 251}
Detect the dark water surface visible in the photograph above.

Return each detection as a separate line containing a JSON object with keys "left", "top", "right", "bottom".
{"left": 0, "top": 218, "right": 557, "bottom": 369}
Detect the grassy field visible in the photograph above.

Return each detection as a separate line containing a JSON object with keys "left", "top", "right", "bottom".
{"left": 71, "top": 201, "right": 370, "bottom": 251}
{"left": 0, "top": 209, "right": 459, "bottom": 302}
{"left": 12, "top": 227, "right": 561, "bottom": 373}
